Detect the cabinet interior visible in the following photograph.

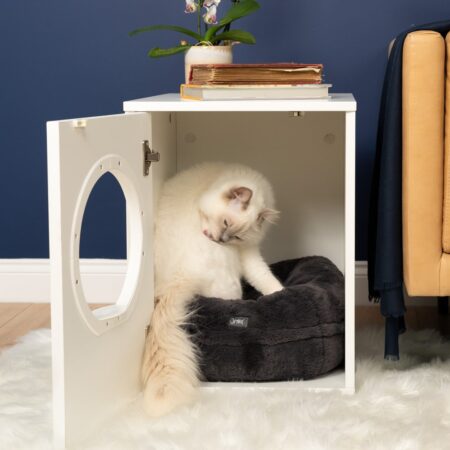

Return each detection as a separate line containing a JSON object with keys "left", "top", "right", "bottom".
{"left": 152, "top": 111, "right": 346, "bottom": 272}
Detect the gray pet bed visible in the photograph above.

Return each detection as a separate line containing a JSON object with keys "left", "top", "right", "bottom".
{"left": 187, "top": 256, "right": 345, "bottom": 382}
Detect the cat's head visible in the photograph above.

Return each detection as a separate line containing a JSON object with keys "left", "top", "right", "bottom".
{"left": 198, "top": 185, "right": 279, "bottom": 246}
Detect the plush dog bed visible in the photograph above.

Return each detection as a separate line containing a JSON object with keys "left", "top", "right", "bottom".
{"left": 187, "top": 256, "right": 345, "bottom": 382}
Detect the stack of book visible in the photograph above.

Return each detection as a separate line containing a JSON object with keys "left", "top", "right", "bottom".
{"left": 180, "top": 63, "right": 330, "bottom": 101}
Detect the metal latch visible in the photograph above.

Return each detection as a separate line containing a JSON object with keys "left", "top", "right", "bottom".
{"left": 289, "top": 111, "right": 306, "bottom": 118}
{"left": 142, "top": 140, "right": 160, "bottom": 176}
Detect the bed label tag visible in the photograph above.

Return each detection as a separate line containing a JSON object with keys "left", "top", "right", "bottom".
{"left": 228, "top": 317, "right": 248, "bottom": 328}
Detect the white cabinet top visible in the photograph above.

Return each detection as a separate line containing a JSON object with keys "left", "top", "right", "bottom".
{"left": 123, "top": 93, "right": 356, "bottom": 112}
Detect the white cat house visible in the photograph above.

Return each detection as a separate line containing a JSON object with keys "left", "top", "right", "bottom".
{"left": 47, "top": 93, "right": 356, "bottom": 448}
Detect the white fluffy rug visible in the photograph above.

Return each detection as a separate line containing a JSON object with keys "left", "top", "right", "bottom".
{"left": 1, "top": 327, "right": 450, "bottom": 450}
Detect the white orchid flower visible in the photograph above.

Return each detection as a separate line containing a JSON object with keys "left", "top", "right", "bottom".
{"left": 185, "top": 0, "right": 197, "bottom": 13}
{"left": 204, "top": 0, "right": 221, "bottom": 6}
{"left": 203, "top": 3, "right": 219, "bottom": 24}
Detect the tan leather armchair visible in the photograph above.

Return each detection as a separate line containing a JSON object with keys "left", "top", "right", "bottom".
{"left": 402, "top": 30, "right": 450, "bottom": 299}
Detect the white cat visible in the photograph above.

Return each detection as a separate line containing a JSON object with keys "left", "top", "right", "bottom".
{"left": 141, "top": 162, "right": 283, "bottom": 416}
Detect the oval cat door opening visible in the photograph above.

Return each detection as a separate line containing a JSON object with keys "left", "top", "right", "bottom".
{"left": 71, "top": 155, "right": 144, "bottom": 335}
{"left": 79, "top": 171, "right": 127, "bottom": 304}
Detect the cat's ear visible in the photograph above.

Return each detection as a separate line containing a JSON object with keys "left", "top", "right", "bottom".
{"left": 258, "top": 208, "right": 280, "bottom": 224}
{"left": 226, "top": 186, "right": 253, "bottom": 209}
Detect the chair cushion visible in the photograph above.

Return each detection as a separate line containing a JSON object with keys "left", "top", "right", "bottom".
{"left": 402, "top": 30, "right": 445, "bottom": 295}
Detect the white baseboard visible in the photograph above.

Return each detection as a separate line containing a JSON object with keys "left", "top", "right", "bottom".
{"left": 355, "top": 261, "right": 369, "bottom": 306}
{"left": 0, "top": 259, "right": 127, "bottom": 303}
{"left": 0, "top": 259, "right": 437, "bottom": 306}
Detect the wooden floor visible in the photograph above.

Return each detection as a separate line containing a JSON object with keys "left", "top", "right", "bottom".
{"left": 0, "top": 303, "right": 102, "bottom": 349}
{"left": 0, "top": 304, "right": 448, "bottom": 349}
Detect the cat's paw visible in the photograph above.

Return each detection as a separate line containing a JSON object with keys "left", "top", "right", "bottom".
{"left": 142, "top": 376, "right": 196, "bottom": 417}
{"left": 262, "top": 280, "right": 284, "bottom": 295}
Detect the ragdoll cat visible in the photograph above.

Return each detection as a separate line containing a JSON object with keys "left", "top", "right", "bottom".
{"left": 141, "top": 162, "right": 283, "bottom": 416}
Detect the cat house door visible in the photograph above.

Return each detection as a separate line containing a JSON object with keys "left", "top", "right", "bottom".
{"left": 47, "top": 112, "right": 155, "bottom": 449}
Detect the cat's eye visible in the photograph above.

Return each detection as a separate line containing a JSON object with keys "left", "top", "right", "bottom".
{"left": 223, "top": 219, "right": 228, "bottom": 227}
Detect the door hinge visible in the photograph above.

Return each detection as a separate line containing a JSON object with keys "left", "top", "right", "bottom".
{"left": 142, "top": 140, "right": 160, "bottom": 176}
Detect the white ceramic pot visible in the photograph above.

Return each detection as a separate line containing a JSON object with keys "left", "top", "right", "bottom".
{"left": 184, "top": 45, "right": 233, "bottom": 84}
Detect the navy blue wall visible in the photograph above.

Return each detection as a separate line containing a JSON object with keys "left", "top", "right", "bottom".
{"left": 1, "top": 1, "right": 450, "bottom": 259}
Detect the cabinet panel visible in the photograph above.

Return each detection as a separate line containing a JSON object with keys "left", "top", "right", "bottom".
{"left": 47, "top": 112, "right": 155, "bottom": 448}
{"left": 176, "top": 111, "right": 345, "bottom": 271}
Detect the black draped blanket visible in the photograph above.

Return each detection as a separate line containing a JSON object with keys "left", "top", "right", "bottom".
{"left": 186, "top": 256, "right": 345, "bottom": 382}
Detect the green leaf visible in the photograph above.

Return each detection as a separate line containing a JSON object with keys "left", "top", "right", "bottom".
{"left": 148, "top": 45, "right": 190, "bottom": 58}
{"left": 129, "top": 25, "right": 202, "bottom": 42}
{"left": 204, "top": 0, "right": 260, "bottom": 42}
{"left": 210, "top": 30, "right": 256, "bottom": 45}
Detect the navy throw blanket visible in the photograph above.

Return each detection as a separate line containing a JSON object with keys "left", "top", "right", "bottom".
{"left": 369, "top": 20, "right": 450, "bottom": 360}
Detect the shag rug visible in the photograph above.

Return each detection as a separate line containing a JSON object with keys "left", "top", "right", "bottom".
{"left": 1, "top": 328, "right": 450, "bottom": 450}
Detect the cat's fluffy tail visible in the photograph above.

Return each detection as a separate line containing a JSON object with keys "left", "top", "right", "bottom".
{"left": 141, "top": 280, "right": 200, "bottom": 417}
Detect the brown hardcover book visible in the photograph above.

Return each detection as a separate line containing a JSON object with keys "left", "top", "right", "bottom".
{"left": 189, "top": 63, "right": 323, "bottom": 85}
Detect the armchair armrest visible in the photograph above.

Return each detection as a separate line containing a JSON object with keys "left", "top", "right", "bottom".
{"left": 402, "top": 30, "right": 445, "bottom": 296}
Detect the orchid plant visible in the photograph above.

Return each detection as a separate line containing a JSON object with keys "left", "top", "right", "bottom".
{"left": 129, "top": 0, "right": 260, "bottom": 58}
